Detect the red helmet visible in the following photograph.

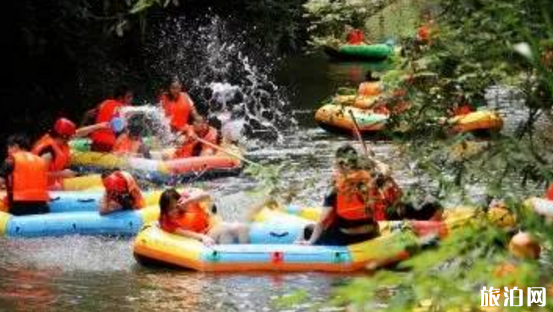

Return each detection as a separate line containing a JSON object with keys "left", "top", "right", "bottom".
{"left": 102, "top": 172, "right": 128, "bottom": 193}
{"left": 53, "top": 118, "right": 76, "bottom": 137}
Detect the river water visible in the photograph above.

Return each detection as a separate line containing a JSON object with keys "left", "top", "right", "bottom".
{"left": 0, "top": 54, "right": 398, "bottom": 312}
{"left": 0, "top": 45, "right": 536, "bottom": 311}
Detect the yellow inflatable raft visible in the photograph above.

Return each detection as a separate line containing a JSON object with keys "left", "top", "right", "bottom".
{"left": 133, "top": 205, "right": 505, "bottom": 272}
{"left": 449, "top": 110, "right": 503, "bottom": 133}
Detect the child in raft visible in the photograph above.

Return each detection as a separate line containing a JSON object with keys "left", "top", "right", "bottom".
{"left": 158, "top": 188, "right": 250, "bottom": 246}
{"left": 99, "top": 170, "right": 145, "bottom": 215}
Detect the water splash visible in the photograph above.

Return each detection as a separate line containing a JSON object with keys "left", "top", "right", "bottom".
{"left": 119, "top": 105, "right": 175, "bottom": 146}
{"left": 145, "top": 15, "right": 296, "bottom": 144}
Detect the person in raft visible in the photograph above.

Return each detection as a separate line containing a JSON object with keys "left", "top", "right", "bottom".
{"left": 112, "top": 116, "right": 151, "bottom": 158}
{"left": 172, "top": 116, "right": 219, "bottom": 158}
{"left": 158, "top": 188, "right": 249, "bottom": 246}
{"left": 88, "top": 85, "right": 134, "bottom": 152}
{"left": 99, "top": 170, "right": 145, "bottom": 215}
{"left": 344, "top": 25, "right": 365, "bottom": 45}
{"left": 159, "top": 77, "right": 201, "bottom": 133}
{"left": 32, "top": 118, "right": 110, "bottom": 190}
{"left": 0, "top": 134, "right": 49, "bottom": 215}
{"left": 295, "top": 144, "right": 442, "bottom": 246}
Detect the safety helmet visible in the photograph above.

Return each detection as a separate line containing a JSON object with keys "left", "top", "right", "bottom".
{"left": 53, "top": 118, "right": 77, "bottom": 137}
{"left": 102, "top": 171, "right": 128, "bottom": 193}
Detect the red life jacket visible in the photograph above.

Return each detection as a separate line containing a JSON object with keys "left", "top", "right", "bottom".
{"left": 347, "top": 29, "right": 365, "bottom": 45}
{"left": 103, "top": 171, "right": 145, "bottom": 209}
{"left": 90, "top": 99, "right": 126, "bottom": 150}
{"left": 32, "top": 134, "right": 71, "bottom": 188}
{"left": 546, "top": 183, "right": 553, "bottom": 201}
{"left": 161, "top": 92, "right": 194, "bottom": 132}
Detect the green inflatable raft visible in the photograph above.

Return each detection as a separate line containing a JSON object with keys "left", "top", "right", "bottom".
{"left": 324, "top": 43, "right": 393, "bottom": 61}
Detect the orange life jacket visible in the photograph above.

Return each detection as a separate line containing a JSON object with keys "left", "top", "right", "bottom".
{"left": 32, "top": 134, "right": 71, "bottom": 188}
{"left": 174, "top": 203, "right": 211, "bottom": 234}
{"left": 10, "top": 152, "right": 49, "bottom": 203}
{"left": 418, "top": 25, "right": 430, "bottom": 42}
{"left": 452, "top": 105, "right": 473, "bottom": 116}
{"left": 90, "top": 99, "right": 126, "bottom": 149}
{"left": 161, "top": 92, "right": 194, "bottom": 132}
{"left": 174, "top": 126, "right": 219, "bottom": 159}
{"left": 335, "top": 170, "right": 402, "bottom": 221}
{"left": 113, "top": 134, "right": 142, "bottom": 155}
{"left": 105, "top": 171, "right": 145, "bottom": 209}
{"left": 358, "top": 82, "right": 381, "bottom": 96}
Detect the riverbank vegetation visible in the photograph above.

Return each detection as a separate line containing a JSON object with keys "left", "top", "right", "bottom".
{"left": 302, "top": 0, "right": 553, "bottom": 310}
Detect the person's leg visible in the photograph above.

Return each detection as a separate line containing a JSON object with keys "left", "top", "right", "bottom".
{"left": 208, "top": 222, "right": 241, "bottom": 244}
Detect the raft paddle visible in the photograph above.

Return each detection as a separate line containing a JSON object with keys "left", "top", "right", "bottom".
{"left": 194, "top": 137, "right": 261, "bottom": 167}
{"left": 348, "top": 109, "right": 375, "bottom": 158}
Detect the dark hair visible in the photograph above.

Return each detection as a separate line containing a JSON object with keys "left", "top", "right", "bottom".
{"left": 159, "top": 188, "right": 181, "bottom": 218}
{"left": 127, "top": 115, "right": 143, "bottom": 138}
{"left": 335, "top": 144, "right": 359, "bottom": 169}
{"left": 7, "top": 134, "right": 30, "bottom": 150}
{"left": 166, "top": 76, "right": 182, "bottom": 89}
{"left": 113, "top": 84, "right": 132, "bottom": 99}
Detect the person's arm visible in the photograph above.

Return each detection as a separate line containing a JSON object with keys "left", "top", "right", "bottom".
{"left": 184, "top": 93, "right": 201, "bottom": 121}
{"left": 296, "top": 206, "right": 333, "bottom": 245}
{"left": 75, "top": 122, "right": 110, "bottom": 138}
{"left": 40, "top": 151, "right": 77, "bottom": 179}
{"left": 81, "top": 108, "right": 98, "bottom": 126}
{"left": 172, "top": 228, "right": 215, "bottom": 246}
{"left": 177, "top": 189, "right": 212, "bottom": 207}
{"left": 47, "top": 169, "right": 77, "bottom": 179}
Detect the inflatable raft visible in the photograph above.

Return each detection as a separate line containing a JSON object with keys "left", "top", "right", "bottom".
{"left": 0, "top": 189, "right": 171, "bottom": 237}
{"left": 315, "top": 104, "right": 388, "bottom": 135}
{"left": 324, "top": 44, "right": 394, "bottom": 61}
{"left": 133, "top": 206, "right": 483, "bottom": 272}
{"left": 315, "top": 104, "right": 503, "bottom": 137}
{"left": 448, "top": 110, "right": 503, "bottom": 134}
{"left": 70, "top": 143, "right": 243, "bottom": 182}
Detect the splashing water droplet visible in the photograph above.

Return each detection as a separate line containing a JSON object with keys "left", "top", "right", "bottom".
{"left": 145, "top": 15, "right": 296, "bottom": 145}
